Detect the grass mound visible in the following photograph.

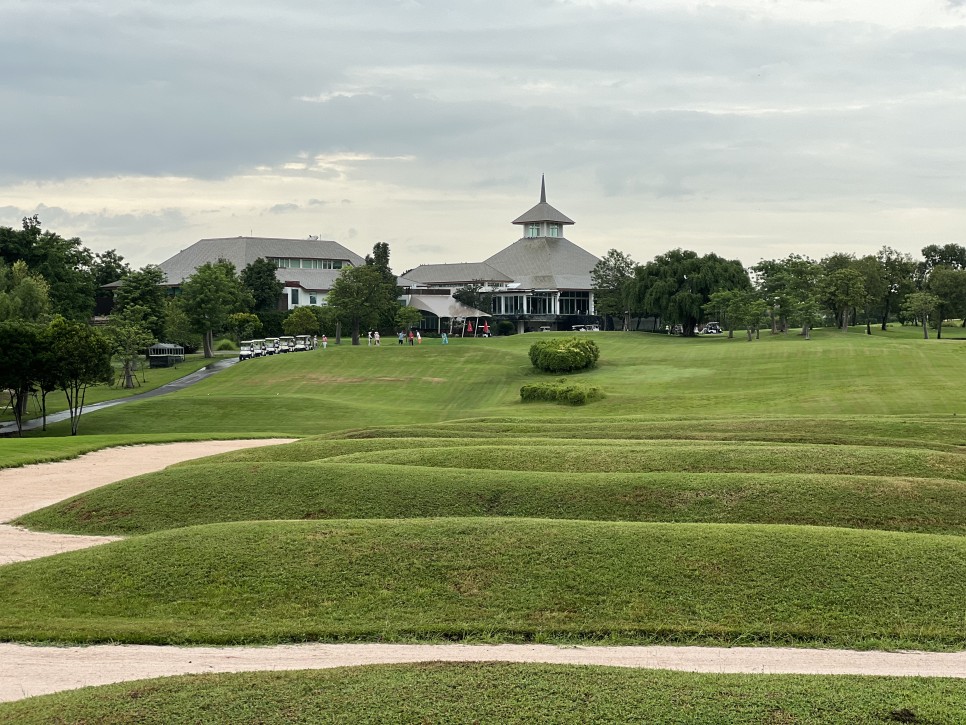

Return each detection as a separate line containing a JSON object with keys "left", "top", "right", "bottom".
{"left": 19, "top": 462, "right": 966, "bottom": 536}
{"left": 1, "top": 518, "right": 964, "bottom": 648}
{"left": 2, "top": 663, "right": 964, "bottom": 724}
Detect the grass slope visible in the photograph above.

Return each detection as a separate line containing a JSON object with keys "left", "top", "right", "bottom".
{"left": 20, "top": 460, "right": 966, "bottom": 536}
{"left": 2, "top": 663, "right": 964, "bottom": 724}
{"left": 24, "top": 328, "right": 966, "bottom": 439}
{"left": 1, "top": 518, "right": 964, "bottom": 649}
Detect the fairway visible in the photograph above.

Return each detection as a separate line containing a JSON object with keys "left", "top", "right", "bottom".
{"left": 3, "top": 328, "right": 965, "bottom": 717}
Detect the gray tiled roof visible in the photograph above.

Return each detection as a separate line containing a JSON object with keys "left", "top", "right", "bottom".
{"left": 484, "top": 237, "right": 599, "bottom": 290}
{"left": 155, "top": 236, "right": 366, "bottom": 291}
{"left": 399, "top": 262, "right": 513, "bottom": 286}
{"left": 511, "top": 202, "right": 575, "bottom": 226}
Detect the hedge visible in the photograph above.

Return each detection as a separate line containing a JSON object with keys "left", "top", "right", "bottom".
{"left": 520, "top": 378, "right": 605, "bottom": 405}
{"left": 528, "top": 337, "right": 600, "bottom": 373}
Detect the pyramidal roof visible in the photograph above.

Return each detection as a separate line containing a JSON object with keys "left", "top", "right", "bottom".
{"left": 484, "top": 236, "right": 599, "bottom": 291}
{"left": 511, "top": 176, "right": 575, "bottom": 226}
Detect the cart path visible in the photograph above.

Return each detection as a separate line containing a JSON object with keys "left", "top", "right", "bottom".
{"left": 0, "top": 439, "right": 296, "bottom": 565}
{"left": 1, "top": 642, "right": 965, "bottom": 702}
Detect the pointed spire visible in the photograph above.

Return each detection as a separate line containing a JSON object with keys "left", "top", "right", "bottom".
{"left": 540, "top": 174, "right": 546, "bottom": 203}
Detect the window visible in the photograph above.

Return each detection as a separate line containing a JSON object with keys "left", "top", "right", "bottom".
{"left": 291, "top": 288, "right": 299, "bottom": 306}
{"left": 309, "top": 294, "right": 317, "bottom": 305}
{"left": 548, "top": 224, "right": 560, "bottom": 237}
{"left": 527, "top": 223, "right": 540, "bottom": 238}
{"left": 559, "top": 291, "right": 590, "bottom": 315}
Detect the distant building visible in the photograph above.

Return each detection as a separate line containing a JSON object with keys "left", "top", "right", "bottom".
{"left": 111, "top": 236, "right": 366, "bottom": 310}
{"left": 399, "top": 177, "right": 601, "bottom": 333}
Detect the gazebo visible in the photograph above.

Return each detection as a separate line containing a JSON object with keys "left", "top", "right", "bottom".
{"left": 146, "top": 343, "right": 185, "bottom": 368}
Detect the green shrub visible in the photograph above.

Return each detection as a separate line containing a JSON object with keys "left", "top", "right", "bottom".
{"left": 521, "top": 378, "right": 604, "bottom": 405}
{"left": 528, "top": 337, "right": 600, "bottom": 373}
{"left": 214, "top": 338, "right": 237, "bottom": 351}
{"left": 496, "top": 320, "right": 516, "bottom": 336}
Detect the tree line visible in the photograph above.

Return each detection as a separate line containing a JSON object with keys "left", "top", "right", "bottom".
{"left": 592, "top": 244, "right": 966, "bottom": 340}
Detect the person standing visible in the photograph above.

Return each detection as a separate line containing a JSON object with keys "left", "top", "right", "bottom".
{"left": 408, "top": 330, "right": 415, "bottom": 346}
{"left": 374, "top": 331, "right": 381, "bottom": 346}
{"left": 367, "top": 330, "right": 373, "bottom": 346}
{"left": 321, "top": 334, "right": 328, "bottom": 349}
{"left": 416, "top": 330, "right": 422, "bottom": 344}
{"left": 398, "top": 331, "right": 405, "bottom": 345}
{"left": 441, "top": 332, "right": 448, "bottom": 345}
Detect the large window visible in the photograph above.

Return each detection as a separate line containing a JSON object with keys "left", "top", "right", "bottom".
{"left": 527, "top": 223, "right": 540, "bottom": 238}
{"left": 529, "top": 292, "right": 553, "bottom": 315}
{"left": 548, "top": 224, "right": 560, "bottom": 237}
{"left": 290, "top": 288, "right": 299, "bottom": 306}
{"left": 559, "top": 291, "right": 590, "bottom": 315}
{"left": 270, "top": 258, "right": 350, "bottom": 270}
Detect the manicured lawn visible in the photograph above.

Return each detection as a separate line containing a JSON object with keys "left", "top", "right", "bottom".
{"left": 20, "top": 457, "right": 966, "bottom": 536}
{"left": 1, "top": 663, "right": 964, "bottom": 724}
{"left": 19, "top": 328, "right": 966, "bottom": 441}
{"left": 1, "top": 518, "right": 964, "bottom": 649}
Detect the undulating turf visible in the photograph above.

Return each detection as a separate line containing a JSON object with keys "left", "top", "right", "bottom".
{"left": 2, "top": 663, "right": 964, "bottom": 724}
{"left": 1, "top": 518, "right": 964, "bottom": 649}
{"left": 20, "top": 460, "right": 966, "bottom": 536}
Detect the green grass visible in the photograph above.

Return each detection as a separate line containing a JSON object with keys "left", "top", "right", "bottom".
{"left": 20, "top": 458, "right": 966, "bottom": 536}
{"left": 0, "top": 354, "right": 216, "bottom": 425}
{"left": 19, "top": 328, "right": 966, "bottom": 440}
{"left": 1, "top": 518, "right": 965, "bottom": 649}
{"left": 2, "top": 663, "right": 965, "bottom": 724}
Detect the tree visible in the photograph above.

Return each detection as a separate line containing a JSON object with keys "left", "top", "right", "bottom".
{"left": 0, "top": 320, "right": 43, "bottom": 435}
{"left": 753, "top": 254, "right": 824, "bottom": 337}
{"left": 113, "top": 266, "right": 167, "bottom": 339}
{"left": 282, "top": 306, "right": 319, "bottom": 336}
{"left": 876, "top": 247, "right": 917, "bottom": 330}
{"left": 106, "top": 305, "right": 157, "bottom": 389}
{"left": 0, "top": 260, "right": 51, "bottom": 322}
{"left": 0, "top": 216, "right": 96, "bottom": 320}
{"left": 365, "top": 242, "right": 402, "bottom": 331}
{"left": 591, "top": 249, "right": 636, "bottom": 331}
{"left": 395, "top": 305, "right": 424, "bottom": 331}
{"left": 240, "top": 258, "right": 284, "bottom": 312}
{"left": 453, "top": 284, "right": 492, "bottom": 315}
{"left": 820, "top": 264, "right": 866, "bottom": 331}
{"left": 704, "top": 289, "right": 767, "bottom": 341}
{"left": 227, "top": 312, "right": 263, "bottom": 341}
{"left": 178, "top": 261, "right": 253, "bottom": 357}
{"left": 326, "top": 264, "right": 397, "bottom": 345}
{"left": 901, "top": 292, "right": 941, "bottom": 339}
{"left": 47, "top": 317, "right": 113, "bottom": 435}
{"left": 927, "top": 267, "right": 966, "bottom": 339}
{"left": 631, "top": 249, "right": 749, "bottom": 336}
{"left": 851, "top": 255, "right": 887, "bottom": 335}
{"left": 163, "top": 298, "right": 202, "bottom": 353}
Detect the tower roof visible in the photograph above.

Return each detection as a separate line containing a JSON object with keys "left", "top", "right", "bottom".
{"left": 511, "top": 176, "right": 575, "bottom": 226}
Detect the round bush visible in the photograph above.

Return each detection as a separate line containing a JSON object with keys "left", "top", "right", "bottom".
{"left": 528, "top": 337, "right": 600, "bottom": 373}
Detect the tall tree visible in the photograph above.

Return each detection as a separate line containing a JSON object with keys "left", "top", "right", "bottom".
{"left": 113, "top": 265, "right": 167, "bottom": 339}
{"left": 282, "top": 307, "right": 320, "bottom": 336}
{"left": 326, "top": 264, "right": 397, "bottom": 345}
{"left": 820, "top": 264, "right": 865, "bottom": 331}
{"left": 876, "top": 246, "right": 917, "bottom": 330}
{"left": 47, "top": 317, "right": 114, "bottom": 435}
{"left": 927, "top": 267, "right": 966, "bottom": 340}
{"left": 753, "top": 254, "right": 824, "bottom": 337}
{"left": 901, "top": 292, "right": 941, "bottom": 339}
{"left": 851, "top": 255, "right": 887, "bottom": 335}
{"left": 365, "top": 242, "right": 402, "bottom": 330}
{"left": 591, "top": 249, "right": 636, "bottom": 331}
{"left": 178, "top": 261, "right": 252, "bottom": 357}
{"left": 107, "top": 305, "right": 157, "bottom": 389}
{"left": 0, "top": 260, "right": 51, "bottom": 322}
{"left": 0, "top": 320, "right": 43, "bottom": 435}
{"left": 240, "top": 258, "right": 284, "bottom": 312}
{"left": 632, "top": 249, "right": 749, "bottom": 336}
{"left": 0, "top": 216, "right": 96, "bottom": 320}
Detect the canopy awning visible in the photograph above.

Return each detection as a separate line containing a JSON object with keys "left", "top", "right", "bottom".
{"left": 407, "top": 295, "right": 491, "bottom": 319}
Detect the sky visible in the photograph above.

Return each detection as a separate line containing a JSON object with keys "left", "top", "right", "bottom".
{"left": 2, "top": 0, "right": 966, "bottom": 275}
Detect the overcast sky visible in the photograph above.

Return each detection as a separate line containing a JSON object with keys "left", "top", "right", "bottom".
{"left": 2, "top": 0, "right": 966, "bottom": 274}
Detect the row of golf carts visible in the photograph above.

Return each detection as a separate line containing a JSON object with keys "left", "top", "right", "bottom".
{"left": 239, "top": 335, "right": 314, "bottom": 360}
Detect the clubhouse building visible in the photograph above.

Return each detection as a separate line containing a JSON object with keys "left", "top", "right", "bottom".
{"left": 119, "top": 179, "right": 601, "bottom": 331}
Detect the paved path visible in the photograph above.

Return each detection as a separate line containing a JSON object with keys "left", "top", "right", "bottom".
{"left": 1, "top": 642, "right": 965, "bottom": 702}
{"left": 0, "top": 357, "right": 238, "bottom": 436}
{"left": 2, "top": 441, "right": 965, "bottom": 704}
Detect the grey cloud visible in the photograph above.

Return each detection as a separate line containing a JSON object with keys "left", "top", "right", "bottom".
{"left": 268, "top": 203, "right": 300, "bottom": 214}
